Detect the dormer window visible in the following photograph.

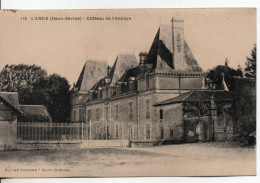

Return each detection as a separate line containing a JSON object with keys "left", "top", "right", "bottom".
{"left": 106, "top": 87, "right": 109, "bottom": 98}
{"left": 105, "top": 77, "right": 111, "bottom": 84}
{"left": 116, "top": 84, "right": 121, "bottom": 94}
{"left": 97, "top": 87, "right": 102, "bottom": 99}
{"left": 97, "top": 90, "right": 102, "bottom": 98}
{"left": 129, "top": 81, "right": 135, "bottom": 91}
{"left": 129, "top": 77, "right": 136, "bottom": 91}
{"left": 89, "top": 90, "right": 94, "bottom": 101}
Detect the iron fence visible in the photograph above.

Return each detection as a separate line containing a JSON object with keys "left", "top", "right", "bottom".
{"left": 17, "top": 119, "right": 128, "bottom": 141}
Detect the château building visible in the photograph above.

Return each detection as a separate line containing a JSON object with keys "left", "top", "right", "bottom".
{"left": 71, "top": 18, "right": 237, "bottom": 143}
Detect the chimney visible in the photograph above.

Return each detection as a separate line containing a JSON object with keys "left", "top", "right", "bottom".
{"left": 171, "top": 17, "right": 185, "bottom": 70}
{"left": 139, "top": 52, "right": 147, "bottom": 66}
{"left": 107, "top": 66, "right": 111, "bottom": 77}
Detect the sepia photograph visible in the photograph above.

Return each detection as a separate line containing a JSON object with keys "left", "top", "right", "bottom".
{"left": 0, "top": 8, "right": 256, "bottom": 177}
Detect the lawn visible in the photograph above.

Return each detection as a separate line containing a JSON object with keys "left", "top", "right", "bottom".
{"left": 0, "top": 143, "right": 256, "bottom": 177}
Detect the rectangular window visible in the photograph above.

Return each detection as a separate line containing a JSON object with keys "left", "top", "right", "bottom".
{"left": 129, "top": 102, "right": 133, "bottom": 121}
{"left": 116, "top": 85, "right": 121, "bottom": 94}
{"left": 107, "top": 125, "right": 110, "bottom": 137}
{"left": 96, "top": 125, "right": 98, "bottom": 134}
{"left": 159, "top": 109, "right": 163, "bottom": 120}
{"left": 82, "top": 112, "right": 85, "bottom": 121}
{"left": 115, "top": 124, "right": 119, "bottom": 139}
{"left": 146, "top": 124, "right": 151, "bottom": 140}
{"left": 170, "top": 128, "right": 173, "bottom": 138}
{"left": 146, "top": 75, "right": 149, "bottom": 90}
{"left": 73, "top": 111, "right": 76, "bottom": 121}
{"left": 87, "top": 110, "right": 91, "bottom": 122}
{"left": 115, "top": 104, "right": 119, "bottom": 120}
{"left": 129, "top": 81, "right": 135, "bottom": 91}
{"left": 160, "top": 127, "right": 164, "bottom": 139}
{"left": 146, "top": 99, "right": 150, "bottom": 119}
{"left": 98, "top": 91, "right": 101, "bottom": 98}
{"left": 96, "top": 108, "right": 100, "bottom": 121}
{"left": 79, "top": 109, "right": 82, "bottom": 121}
{"left": 129, "top": 124, "right": 134, "bottom": 139}
{"left": 105, "top": 106, "right": 109, "bottom": 120}
{"left": 106, "top": 87, "right": 109, "bottom": 98}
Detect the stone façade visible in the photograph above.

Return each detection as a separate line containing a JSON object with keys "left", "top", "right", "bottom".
{"left": 70, "top": 18, "right": 209, "bottom": 142}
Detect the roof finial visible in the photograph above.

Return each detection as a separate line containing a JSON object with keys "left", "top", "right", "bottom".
{"left": 221, "top": 72, "right": 229, "bottom": 91}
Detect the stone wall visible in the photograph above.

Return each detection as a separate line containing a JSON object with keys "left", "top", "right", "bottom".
{"left": 155, "top": 103, "right": 184, "bottom": 142}
{"left": 0, "top": 119, "right": 17, "bottom": 150}
{"left": 213, "top": 115, "right": 234, "bottom": 141}
{"left": 183, "top": 116, "right": 211, "bottom": 143}
{"left": 155, "top": 75, "right": 203, "bottom": 90}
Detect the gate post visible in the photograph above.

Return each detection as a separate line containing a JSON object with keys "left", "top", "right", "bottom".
{"left": 81, "top": 121, "right": 83, "bottom": 141}
{"left": 90, "top": 119, "right": 92, "bottom": 140}
{"left": 106, "top": 119, "right": 108, "bottom": 140}
{"left": 121, "top": 120, "right": 123, "bottom": 147}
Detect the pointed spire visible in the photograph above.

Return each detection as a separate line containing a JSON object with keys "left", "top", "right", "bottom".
{"left": 220, "top": 72, "right": 229, "bottom": 91}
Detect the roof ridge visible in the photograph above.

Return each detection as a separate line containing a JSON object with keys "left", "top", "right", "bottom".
{"left": 20, "top": 105, "right": 45, "bottom": 106}
{"left": 182, "top": 91, "right": 194, "bottom": 102}
{"left": 0, "top": 92, "right": 18, "bottom": 94}
{"left": 118, "top": 53, "right": 135, "bottom": 56}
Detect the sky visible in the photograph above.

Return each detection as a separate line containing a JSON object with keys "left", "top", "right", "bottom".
{"left": 0, "top": 8, "right": 256, "bottom": 86}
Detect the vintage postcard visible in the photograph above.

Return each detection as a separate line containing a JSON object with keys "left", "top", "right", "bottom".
{"left": 0, "top": 8, "right": 256, "bottom": 177}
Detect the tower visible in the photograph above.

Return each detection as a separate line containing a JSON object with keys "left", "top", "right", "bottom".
{"left": 171, "top": 18, "right": 185, "bottom": 70}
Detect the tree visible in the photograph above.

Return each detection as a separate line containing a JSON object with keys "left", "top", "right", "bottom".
{"left": 0, "top": 64, "right": 47, "bottom": 93}
{"left": 206, "top": 59, "right": 243, "bottom": 91}
{"left": 24, "top": 74, "right": 71, "bottom": 122}
{"left": 0, "top": 64, "right": 71, "bottom": 122}
{"left": 244, "top": 44, "right": 256, "bottom": 78}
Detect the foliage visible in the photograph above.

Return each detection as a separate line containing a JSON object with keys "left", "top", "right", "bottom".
{"left": 22, "top": 74, "right": 71, "bottom": 122}
{"left": 216, "top": 101, "right": 233, "bottom": 116}
{"left": 230, "top": 119, "right": 256, "bottom": 146}
{"left": 0, "top": 64, "right": 47, "bottom": 93}
{"left": 206, "top": 59, "right": 243, "bottom": 91}
{"left": 244, "top": 44, "right": 256, "bottom": 78}
{"left": 0, "top": 64, "right": 70, "bottom": 122}
{"left": 183, "top": 102, "right": 210, "bottom": 118}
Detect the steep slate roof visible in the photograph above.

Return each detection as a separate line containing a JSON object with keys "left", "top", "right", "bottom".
{"left": 20, "top": 105, "right": 51, "bottom": 117}
{"left": 19, "top": 105, "right": 52, "bottom": 122}
{"left": 119, "top": 66, "right": 142, "bottom": 83}
{"left": 147, "top": 25, "right": 202, "bottom": 72}
{"left": 109, "top": 54, "right": 138, "bottom": 86}
{"left": 75, "top": 60, "right": 108, "bottom": 91}
{"left": 0, "top": 92, "right": 22, "bottom": 113}
{"left": 154, "top": 90, "right": 234, "bottom": 106}
{"left": 91, "top": 54, "right": 138, "bottom": 90}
